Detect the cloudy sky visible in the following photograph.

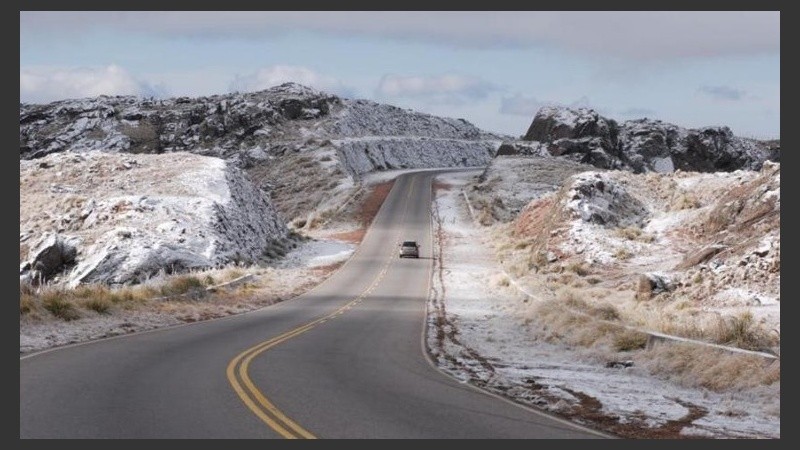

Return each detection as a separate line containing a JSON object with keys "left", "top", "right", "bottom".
{"left": 20, "top": 11, "right": 780, "bottom": 138}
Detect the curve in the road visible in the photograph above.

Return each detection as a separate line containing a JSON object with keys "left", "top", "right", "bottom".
{"left": 20, "top": 171, "right": 608, "bottom": 439}
{"left": 226, "top": 178, "right": 418, "bottom": 439}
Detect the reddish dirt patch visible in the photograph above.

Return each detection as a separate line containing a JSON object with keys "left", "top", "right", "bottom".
{"left": 557, "top": 387, "right": 709, "bottom": 439}
{"left": 311, "top": 261, "right": 346, "bottom": 277}
{"left": 326, "top": 181, "right": 395, "bottom": 245}
{"left": 432, "top": 180, "right": 453, "bottom": 192}
{"left": 357, "top": 181, "right": 395, "bottom": 227}
{"left": 329, "top": 229, "right": 366, "bottom": 244}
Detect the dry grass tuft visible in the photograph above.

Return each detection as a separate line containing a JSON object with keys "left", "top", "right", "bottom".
{"left": 566, "top": 261, "right": 590, "bottom": 276}
{"left": 530, "top": 291, "right": 628, "bottom": 349}
{"left": 615, "top": 226, "right": 655, "bottom": 243}
{"left": 20, "top": 284, "right": 37, "bottom": 315}
{"left": 713, "top": 312, "right": 776, "bottom": 351}
{"left": 670, "top": 192, "right": 702, "bottom": 210}
{"left": 634, "top": 308, "right": 777, "bottom": 352}
{"left": 159, "top": 275, "right": 206, "bottom": 298}
{"left": 82, "top": 297, "right": 112, "bottom": 314}
{"left": 641, "top": 343, "right": 780, "bottom": 391}
{"left": 613, "top": 330, "right": 648, "bottom": 351}
{"left": 614, "top": 247, "right": 634, "bottom": 260}
{"left": 41, "top": 290, "right": 80, "bottom": 321}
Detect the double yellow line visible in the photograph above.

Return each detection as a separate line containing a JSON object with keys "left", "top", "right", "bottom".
{"left": 226, "top": 255, "right": 394, "bottom": 438}
{"left": 226, "top": 180, "right": 416, "bottom": 438}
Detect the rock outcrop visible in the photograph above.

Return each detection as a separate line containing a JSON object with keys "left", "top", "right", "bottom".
{"left": 19, "top": 151, "right": 289, "bottom": 285}
{"left": 19, "top": 83, "right": 503, "bottom": 176}
{"left": 501, "top": 106, "right": 777, "bottom": 173}
{"left": 19, "top": 83, "right": 507, "bottom": 284}
{"left": 565, "top": 172, "right": 648, "bottom": 228}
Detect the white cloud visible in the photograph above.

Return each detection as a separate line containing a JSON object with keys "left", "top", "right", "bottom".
{"left": 20, "top": 65, "right": 162, "bottom": 103}
{"left": 377, "top": 74, "right": 499, "bottom": 104}
{"left": 21, "top": 11, "right": 779, "bottom": 60}
{"left": 228, "top": 65, "right": 354, "bottom": 97}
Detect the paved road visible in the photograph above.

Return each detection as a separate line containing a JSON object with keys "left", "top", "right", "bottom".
{"left": 20, "top": 171, "right": 606, "bottom": 438}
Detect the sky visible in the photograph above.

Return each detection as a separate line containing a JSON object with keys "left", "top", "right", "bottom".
{"left": 20, "top": 11, "right": 780, "bottom": 139}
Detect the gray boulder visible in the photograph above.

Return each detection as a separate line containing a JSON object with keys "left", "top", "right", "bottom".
{"left": 20, "top": 234, "right": 78, "bottom": 283}
{"left": 518, "top": 106, "right": 777, "bottom": 174}
{"left": 565, "top": 173, "right": 648, "bottom": 227}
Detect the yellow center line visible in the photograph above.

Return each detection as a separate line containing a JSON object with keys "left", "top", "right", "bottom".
{"left": 227, "top": 178, "right": 419, "bottom": 438}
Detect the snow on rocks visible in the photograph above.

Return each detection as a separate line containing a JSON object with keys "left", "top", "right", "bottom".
{"left": 20, "top": 151, "right": 289, "bottom": 285}
{"left": 503, "top": 105, "right": 778, "bottom": 174}
{"left": 20, "top": 83, "right": 504, "bottom": 182}
{"left": 565, "top": 172, "right": 648, "bottom": 227}
{"left": 335, "top": 137, "right": 498, "bottom": 178}
{"left": 428, "top": 170, "right": 779, "bottom": 439}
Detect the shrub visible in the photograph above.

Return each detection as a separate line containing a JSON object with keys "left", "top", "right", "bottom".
{"left": 533, "top": 251, "right": 549, "bottom": 268}
{"left": 42, "top": 293, "right": 80, "bottom": 321}
{"left": 592, "top": 304, "right": 621, "bottom": 321}
{"left": 714, "top": 312, "right": 776, "bottom": 351}
{"left": 159, "top": 275, "right": 205, "bottom": 297}
{"left": 671, "top": 193, "right": 701, "bottom": 210}
{"left": 642, "top": 344, "right": 780, "bottom": 391}
{"left": 83, "top": 297, "right": 112, "bottom": 314}
{"left": 614, "top": 330, "right": 648, "bottom": 351}
{"left": 20, "top": 294, "right": 34, "bottom": 315}
{"left": 614, "top": 248, "right": 634, "bottom": 260}
{"left": 566, "top": 261, "right": 590, "bottom": 276}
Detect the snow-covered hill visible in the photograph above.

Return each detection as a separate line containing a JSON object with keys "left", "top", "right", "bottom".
{"left": 19, "top": 82, "right": 503, "bottom": 175}
{"left": 20, "top": 82, "right": 503, "bottom": 227}
{"left": 19, "top": 83, "right": 506, "bottom": 284}
{"left": 20, "top": 151, "right": 289, "bottom": 286}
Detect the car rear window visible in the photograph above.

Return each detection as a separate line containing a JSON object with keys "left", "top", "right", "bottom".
{"left": 402, "top": 241, "right": 417, "bottom": 246}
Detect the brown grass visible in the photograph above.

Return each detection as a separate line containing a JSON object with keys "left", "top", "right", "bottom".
{"left": 641, "top": 343, "right": 780, "bottom": 391}
{"left": 634, "top": 307, "right": 778, "bottom": 352}
{"left": 158, "top": 275, "right": 206, "bottom": 298}
{"left": 670, "top": 192, "right": 701, "bottom": 210}
{"left": 531, "top": 293, "right": 627, "bottom": 349}
{"left": 614, "top": 247, "right": 634, "bottom": 260}
{"left": 713, "top": 312, "right": 776, "bottom": 351}
{"left": 82, "top": 297, "right": 112, "bottom": 314}
{"left": 615, "top": 226, "right": 655, "bottom": 243}
{"left": 41, "top": 291, "right": 80, "bottom": 321}
{"left": 566, "top": 261, "right": 590, "bottom": 276}
{"left": 613, "top": 330, "right": 649, "bottom": 351}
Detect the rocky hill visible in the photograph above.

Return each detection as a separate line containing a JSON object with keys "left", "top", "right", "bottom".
{"left": 497, "top": 106, "right": 779, "bottom": 173}
{"left": 469, "top": 156, "right": 780, "bottom": 352}
{"left": 20, "top": 151, "right": 289, "bottom": 286}
{"left": 19, "top": 82, "right": 502, "bottom": 174}
{"left": 19, "top": 84, "right": 506, "bottom": 285}
{"left": 20, "top": 83, "right": 503, "bottom": 226}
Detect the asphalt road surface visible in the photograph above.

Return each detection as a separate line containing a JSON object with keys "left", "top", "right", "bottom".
{"left": 20, "top": 170, "right": 607, "bottom": 439}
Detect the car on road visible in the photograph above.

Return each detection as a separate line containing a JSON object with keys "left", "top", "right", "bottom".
{"left": 399, "top": 241, "right": 420, "bottom": 258}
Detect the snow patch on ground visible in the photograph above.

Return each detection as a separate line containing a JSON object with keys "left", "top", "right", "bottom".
{"left": 427, "top": 170, "right": 779, "bottom": 439}
{"left": 277, "top": 239, "right": 355, "bottom": 269}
